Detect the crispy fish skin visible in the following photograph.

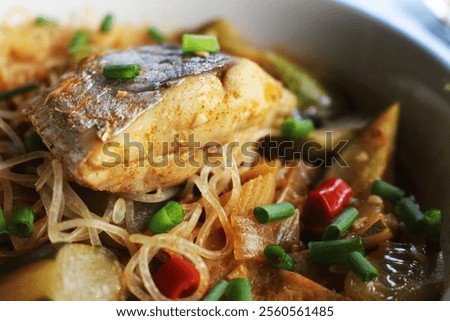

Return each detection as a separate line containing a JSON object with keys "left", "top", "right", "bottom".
{"left": 27, "top": 45, "right": 296, "bottom": 193}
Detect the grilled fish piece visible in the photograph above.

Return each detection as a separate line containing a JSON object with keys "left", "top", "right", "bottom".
{"left": 27, "top": 45, "right": 296, "bottom": 193}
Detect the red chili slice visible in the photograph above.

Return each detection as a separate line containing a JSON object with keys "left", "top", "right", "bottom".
{"left": 153, "top": 253, "right": 200, "bottom": 299}
{"left": 304, "top": 178, "right": 353, "bottom": 224}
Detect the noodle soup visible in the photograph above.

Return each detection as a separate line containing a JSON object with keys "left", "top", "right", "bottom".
{"left": 0, "top": 3, "right": 447, "bottom": 301}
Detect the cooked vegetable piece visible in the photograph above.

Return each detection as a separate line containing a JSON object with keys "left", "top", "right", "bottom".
{"left": 0, "top": 243, "right": 125, "bottom": 300}
{"left": 24, "top": 131, "right": 47, "bottom": 152}
{"left": 227, "top": 278, "right": 252, "bottom": 301}
{"left": 226, "top": 261, "right": 345, "bottom": 300}
{"left": 278, "top": 269, "right": 345, "bottom": 300}
{"left": 68, "top": 30, "right": 90, "bottom": 56}
{"left": 0, "top": 208, "right": 7, "bottom": 236}
{"left": 9, "top": 206, "right": 34, "bottom": 238}
{"left": 148, "top": 201, "right": 184, "bottom": 234}
{"left": 103, "top": 64, "right": 141, "bottom": 80}
{"left": 126, "top": 201, "right": 167, "bottom": 233}
{"left": 346, "top": 251, "right": 378, "bottom": 282}
{"left": 322, "top": 207, "right": 359, "bottom": 240}
{"left": 424, "top": 208, "right": 441, "bottom": 249}
{"left": 308, "top": 237, "right": 364, "bottom": 265}
{"left": 325, "top": 103, "right": 400, "bottom": 197}
{"left": 35, "top": 16, "right": 57, "bottom": 25}
{"left": 148, "top": 26, "right": 166, "bottom": 43}
{"left": 264, "top": 244, "right": 296, "bottom": 271}
{"left": 303, "top": 178, "right": 353, "bottom": 228}
{"left": 228, "top": 170, "right": 277, "bottom": 260}
{"left": 264, "top": 52, "right": 330, "bottom": 110}
{"left": 344, "top": 241, "right": 444, "bottom": 300}
{"left": 0, "top": 83, "right": 39, "bottom": 101}
{"left": 253, "top": 202, "right": 295, "bottom": 224}
{"left": 100, "top": 14, "right": 114, "bottom": 33}
{"left": 372, "top": 179, "right": 405, "bottom": 201}
{"left": 153, "top": 253, "right": 200, "bottom": 299}
{"left": 281, "top": 118, "right": 315, "bottom": 139}
{"left": 203, "top": 279, "right": 229, "bottom": 301}
{"left": 272, "top": 161, "right": 317, "bottom": 249}
{"left": 394, "top": 197, "right": 425, "bottom": 233}
{"left": 354, "top": 213, "right": 393, "bottom": 249}
{"left": 203, "top": 163, "right": 305, "bottom": 286}
{"left": 296, "top": 117, "right": 365, "bottom": 156}
{"left": 182, "top": 34, "right": 220, "bottom": 53}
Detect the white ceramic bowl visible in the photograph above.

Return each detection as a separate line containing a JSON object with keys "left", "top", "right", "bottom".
{"left": 1, "top": 0, "right": 449, "bottom": 299}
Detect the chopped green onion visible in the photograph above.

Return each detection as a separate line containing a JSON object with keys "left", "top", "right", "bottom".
{"left": 68, "top": 31, "right": 90, "bottom": 55}
{"left": 281, "top": 118, "right": 315, "bottom": 139}
{"left": 0, "top": 207, "right": 8, "bottom": 236}
{"left": 254, "top": 202, "right": 295, "bottom": 224}
{"left": 24, "top": 131, "right": 46, "bottom": 152}
{"left": 0, "top": 83, "right": 39, "bottom": 101}
{"left": 203, "top": 279, "right": 229, "bottom": 301}
{"left": 148, "top": 201, "right": 184, "bottom": 234}
{"left": 103, "top": 64, "right": 141, "bottom": 80}
{"left": 424, "top": 208, "right": 441, "bottom": 249}
{"left": 394, "top": 197, "right": 425, "bottom": 233}
{"left": 9, "top": 206, "right": 35, "bottom": 238}
{"left": 371, "top": 179, "right": 405, "bottom": 202}
{"left": 148, "top": 26, "right": 165, "bottom": 43}
{"left": 226, "top": 278, "right": 252, "bottom": 301}
{"left": 100, "top": 14, "right": 114, "bottom": 33}
{"left": 35, "top": 16, "right": 57, "bottom": 25}
{"left": 346, "top": 251, "right": 378, "bottom": 282}
{"left": 308, "top": 237, "right": 365, "bottom": 265}
{"left": 322, "top": 207, "right": 359, "bottom": 240}
{"left": 264, "top": 244, "right": 296, "bottom": 271}
{"left": 182, "top": 34, "right": 220, "bottom": 54}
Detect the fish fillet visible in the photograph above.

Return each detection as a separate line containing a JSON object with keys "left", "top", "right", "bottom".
{"left": 27, "top": 45, "right": 296, "bottom": 193}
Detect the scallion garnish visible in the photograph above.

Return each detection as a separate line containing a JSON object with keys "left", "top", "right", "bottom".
{"left": 424, "top": 208, "right": 441, "bottom": 249}
{"left": 0, "top": 207, "right": 8, "bottom": 236}
{"left": 148, "top": 201, "right": 184, "bottom": 234}
{"left": 103, "top": 64, "right": 141, "bottom": 80}
{"left": 68, "top": 31, "right": 90, "bottom": 56}
{"left": 24, "top": 131, "right": 46, "bottom": 152}
{"left": 322, "top": 207, "right": 359, "bottom": 240}
{"left": 203, "top": 279, "right": 229, "bottom": 301}
{"left": 0, "top": 83, "right": 39, "bottom": 101}
{"left": 264, "top": 244, "right": 296, "bottom": 271}
{"left": 371, "top": 179, "right": 405, "bottom": 202}
{"left": 226, "top": 278, "right": 252, "bottom": 301}
{"left": 148, "top": 26, "right": 165, "bottom": 43}
{"left": 100, "top": 14, "right": 114, "bottom": 33}
{"left": 35, "top": 16, "right": 57, "bottom": 25}
{"left": 254, "top": 202, "right": 295, "bottom": 224}
{"left": 281, "top": 118, "right": 315, "bottom": 139}
{"left": 182, "top": 34, "right": 220, "bottom": 54}
{"left": 308, "top": 237, "right": 364, "bottom": 265}
{"left": 9, "top": 206, "right": 35, "bottom": 238}
{"left": 346, "top": 251, "right": 378, "bottom": 282}
{"left": 394, "top": 197, "right": 425, "bottom": 233}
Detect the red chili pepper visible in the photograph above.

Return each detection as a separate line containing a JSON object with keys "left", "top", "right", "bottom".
{"left": 153, "top": 253, "right": 200, "bottom": 299}
{"left": 304, "top": 178, "right": 353, "bottom": 224}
